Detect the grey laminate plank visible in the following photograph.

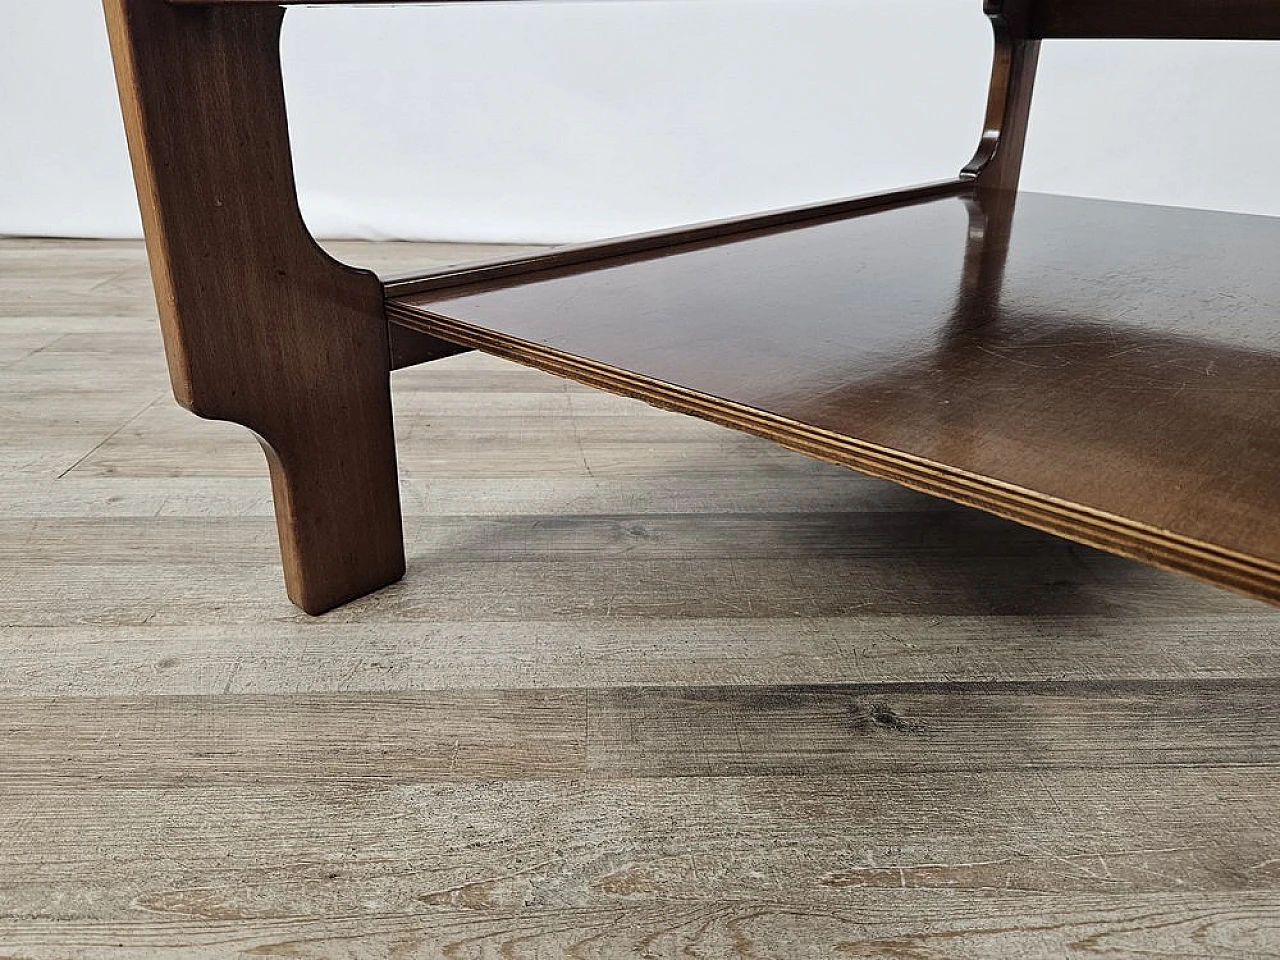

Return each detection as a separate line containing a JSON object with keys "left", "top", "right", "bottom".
{"left": 587, "top": 680, "right": 1280, "bottom": 776}
{"left": 66, "top": 407, "right": 857, "bottom": 479}
{"left": 0, "top": 511, "right": 1203, "bottom": 565}
{"left": 0, "top": 475, "right": 934, "bottom": 519}
{"left": 0, "top": 553, "right": 1256, "bottom": 628}
{"left": 2, "top": 680, "right": 1277, "bottom": 788}
{"left": 1, "top": 895, "right": 1277, "bottom": 960}
{"left": 0, "top": 691, "right": 584, "bottom": 787}
{"left": 1, "top": 615, "right": 1274, "bottom": 696}
{"left": 1, "top": 772, "right": 1278, "bottom": 913}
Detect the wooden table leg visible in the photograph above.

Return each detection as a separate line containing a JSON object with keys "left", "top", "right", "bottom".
{"left": 104, "top": 0, "right": 405, "bottom": 613}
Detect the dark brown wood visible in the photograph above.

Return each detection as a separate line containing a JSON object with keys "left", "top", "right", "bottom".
{"left": 388, "top": 321, "right": 470, "bottom": 370}
{"left": 1032, "top": 0, "right": 1280, "bottom": 40}
{"left": 390, "top": 189, "right": 1280, "bottom": 605}
{"left": 103, "top": 0, "right": 404, "bottom": 613}
{"left": 165, "top": 0, "right": 1280, "bottom": 41}
{"left": 963, "top": 1, "right": 1040, "bottom": 191}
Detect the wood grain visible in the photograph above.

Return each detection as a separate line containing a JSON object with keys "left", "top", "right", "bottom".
{"left": 4, "top": 615, "right": 1278, "bottom": 696}
{"left": 103, "top": 0, "right": 403, "bottom": 613}
{"left": 0, "top": 691, "right": 584, "bottom": 787}
{"left": 3, "top": 679, "right": 1278, "bottom": 788}
{"left": 588, "top": 680, "right": 1280, "bottom": 777}
{"left": 4, "top": 772, "right": 1280, "bottom": 908}
{"left": 2, "top": 896, "right": 1279, "bottom": 959}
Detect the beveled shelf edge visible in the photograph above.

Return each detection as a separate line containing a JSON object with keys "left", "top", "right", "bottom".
{"left": 386, "top": 302, "right": 1280, "bottom": 607}
{"left": 383, "top": 180, "right": 971, "bottom": 300}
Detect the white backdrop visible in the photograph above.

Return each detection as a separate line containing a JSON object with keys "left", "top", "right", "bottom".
{"left": 3, "top": 1, "right": 1279, "bottom": 243}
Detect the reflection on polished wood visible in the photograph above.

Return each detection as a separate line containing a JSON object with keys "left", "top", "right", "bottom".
{"left": 389, "top": 188, "right": 1280, "bottom": 603}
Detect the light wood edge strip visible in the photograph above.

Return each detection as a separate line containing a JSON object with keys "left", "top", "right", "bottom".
{"left": 382, "top": 181, "right": 971, "bottom": 299}
{"left": 385, "top": 302, "right": 1280, "bottom": 606}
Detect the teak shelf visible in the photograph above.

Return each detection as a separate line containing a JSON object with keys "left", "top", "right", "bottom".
{"left": 104, "top": 0, "right": 1280, "bottom": 613}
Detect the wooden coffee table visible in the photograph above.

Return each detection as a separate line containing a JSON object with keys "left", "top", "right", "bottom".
{"left": 104, "top": 0, "right": 1280, "bottom": 612}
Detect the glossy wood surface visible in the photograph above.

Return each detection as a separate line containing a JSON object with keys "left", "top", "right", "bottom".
{"left": 391, "top": 189, "right": 1280, "bottom": 603}
{"left": 962, "top": 1, "right": 1040, "bottom": 191}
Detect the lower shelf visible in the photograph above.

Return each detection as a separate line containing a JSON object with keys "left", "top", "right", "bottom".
{"left": 388, "top": 187, "right": 1280, "bottom": 604}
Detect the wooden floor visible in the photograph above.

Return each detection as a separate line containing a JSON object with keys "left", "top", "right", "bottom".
{"left": 2, "top": 237, "right": 1279, "bottom": 958}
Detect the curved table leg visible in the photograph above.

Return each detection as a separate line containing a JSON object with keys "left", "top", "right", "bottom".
{"left": 104, "top": 0, "right": 404, "bottom": 613}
